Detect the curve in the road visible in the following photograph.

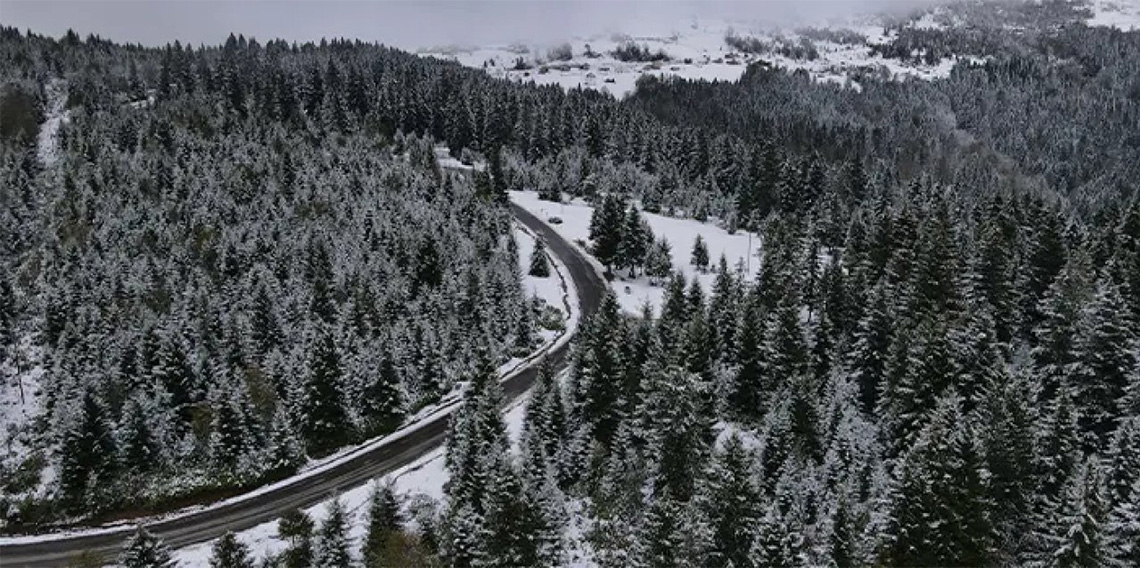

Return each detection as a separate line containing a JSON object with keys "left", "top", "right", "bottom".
{"left": 0, "top": 204, "right": 606, "bottom": 567}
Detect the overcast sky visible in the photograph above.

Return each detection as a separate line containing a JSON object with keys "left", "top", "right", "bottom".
{"left": 0, "top": 0, "right": 930, "bottom": 50}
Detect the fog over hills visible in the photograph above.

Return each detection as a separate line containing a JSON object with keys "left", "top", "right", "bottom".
{"left": 1, "top": 0, "right": 943, "bottom": 48}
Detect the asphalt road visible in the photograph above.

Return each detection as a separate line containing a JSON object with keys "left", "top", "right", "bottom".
{"left": 0, "top": 203, "right": 606, "bottom": 567}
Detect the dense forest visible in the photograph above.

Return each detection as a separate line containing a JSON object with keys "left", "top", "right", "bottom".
{"left": 2, "top": 0, "right": 1140, "bottom": 565}
{"left": 0, "top": 28, "right": 540, "bottom": 526}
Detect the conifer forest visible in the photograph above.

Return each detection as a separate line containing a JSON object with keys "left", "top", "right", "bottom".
{"left": 1, "top": 0, "right": 1140, "bottom": 566}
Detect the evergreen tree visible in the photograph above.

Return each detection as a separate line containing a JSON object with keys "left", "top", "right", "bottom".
{"left": 117, "top": 395, "right": 157, "bottom": 474}
{"left": 1103, "top": 477, "right": 1140, "bottom": 568}
{"left": 208, "top": 374, "right": 258, "bottom": 480}
{"left": 829, "top": 496, "right": 854, "bottom": 568}
{"left": 1022, "top": 206, "right": 1068, "bottom": 337}
{"left": 569, "top": 292, "right": 625, "bottom": 449}
{"left": 520, "top": 359, "right": 567, "bottom": 484}
{"left": 315, "top": 498, "right": 352, "bottom": 568}
{"left": 1037, "top": 392, "right": 1083, "bottom": 506}
{"left": 979, "top": 370, "right": 1037, "bottom": 560}
{"left": 267, "top": 405, "right": 304, "bottom": 478}
{"left": 209, "top": 532, "right": 253, "bottom": 568}
{"left": 635, "top": 489, "right": 689, "bottom": 568}
{"left": 640, "top": 365, "right": 712, "bottom": 502}
{"left": 1045, "top": 459, "right": 1106, "bottom": 568}
{"left": 848, "top": 279, "right": 892, "bottom": 414}
{"left": 1070, "top": 281, "right": 1136, "bottom": 450}
{"left": 359, "top": 354, "right": 405, "bottom": 438}
{"left": 277, "top": 508, "right": 315, "bottom": 568}
{"left": 1104, "top": 418, "right": 1140, "bottom": 510}
{"left": 730, "top": 303, "right": 764, "bottom": 421}
{"left": 690, "top": 235, "right": 710, "bottom": 272}
{"left": 304, "top": 332, "right": 351, "bottom": 453}
{"left": 708, "top": 255, "right": 741, "bottom": 359}
{"left": 882, "top": 394, "right": 994, "bottom": 567}
{"left": 618, "top": 206, "right": 651, "bottom": 277}
{"left": 118, "top": 527, "right": 175, "bottom": 568}
{"left": 590, "top": 194, "right": 626, "bottom": 274}
{"left": 752, "top": 503, "right": 800, "bottom": 568}
{"left": 0, "top": 275, "right": 13, "bottom": 352}
{"left": 59, "top": 388, "right": 116, "bottom": 511}
{"left": 363, "top": 479, "right": 403, "bottom": 568}
{"left": 529, "top": 237, "right": 550, "bottom": 278}
{"left": 481, "top": 457, "right": 545, "bottom": 567}
{"left": 644, "top": 237, "right": 673, "bottom": 284}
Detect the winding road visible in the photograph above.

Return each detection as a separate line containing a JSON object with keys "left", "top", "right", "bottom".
{"left": 0, "top": 204, "right": 606, "bottom": 567}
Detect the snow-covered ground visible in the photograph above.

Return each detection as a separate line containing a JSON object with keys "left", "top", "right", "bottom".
{"left": 419, "top": 14, "right": 971, "bottom": 98}
{"left": 1087, "top": 0, "right": 1140, "bottom": 30}
{"left": 1, "top": 77, "right": 64, "bottom": 499}
{"left": 36, "top": 78, "right": 69, "bottom": 167}
{"left": 420, "top": 21, "right": 748, "bottom": 99}
{"left": 510, "top": 190, "right": 760, "bottom": 316}
{"left": 0, "top": 338, "right": 46, "bottom": 481}
{"left": 516, "top": 223, "right": 569, "bottom": 334}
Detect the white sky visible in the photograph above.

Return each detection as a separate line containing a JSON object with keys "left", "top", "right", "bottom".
{"left": 0, "top": 0, "right": 935, "bottom": 50}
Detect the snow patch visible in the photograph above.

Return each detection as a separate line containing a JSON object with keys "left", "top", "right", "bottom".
{"left": 1, "top": 336, "right": 47, "bottom": 493}
{"left": 36, "top": 79, "right": 69, "bottom": 167}
{"left": 510, "top": 190, "right": 760, "bottom": 316}
{"left": 1087, "top": 0, "right": 1140, "bottom": 30}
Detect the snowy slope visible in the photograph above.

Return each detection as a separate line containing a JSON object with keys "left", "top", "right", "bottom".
{"left": 36, "top": 78, "right": 69, "bottom": 167}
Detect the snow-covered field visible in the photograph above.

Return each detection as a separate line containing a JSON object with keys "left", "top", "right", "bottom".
{"left": 510, "top": 190, "right": 760, "bottom": 316}
{"left": 419, "top": 14, "right": 971, "bottom": 98}
{"left": 1087, "top": 0, "right": 1140, "bottom": 30}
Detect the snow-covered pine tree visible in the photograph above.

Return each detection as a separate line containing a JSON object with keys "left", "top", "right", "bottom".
{"left": 362, "top": 479, "right": 403, "bottom": 567}
{"left": 314, "top": 497, "right": 352, "bottom": 568}
{"left": 303, "top": 331, "right": 351, "bottom": 454}
{"left": 58, "top": 388, "right": 116, "bottom": 512}
{"left": 978, "top": 368, "right": 1037, "bottom": 561}
{"left": 644, "top": 237, "right": 673, "bottom": 285}
{"left": 118, "top": 526, "right": 176, "bottom": 568}
{"left": 529, "top": 237, "right": 550, "bottom": 278}
{"left": 277, "top": 508, "right": 315, "bottom": 568}
{"left": 1104, "top": 418, "right": 1140, "bottom": 510}
{"left": 519, "top": 359, "right": 568, "bottom": 484}
{"left": 358, "top": 351, "right": 405, "bottom": 439}
{"left": 1069, "top": 281, "right": 1136, "bottom": 451}
{"left": 700, "top": 433, "right": 761, "bottom": 568}
{"left": 1043, "top": 458, "right": 1106, "bottom": 568}
{"left": 881, "top": 393, "right": 994, "bottom": 567}
{"left": 1103, "top": 477, "right": 1140, "bottom": 568}
{"left": 209, "top": 531, "right": 253, "bottom": 568}
{"left": 589, "top": 194, "right": 626, "bottom": 274}
{"left": 618, "top": 206, "right": 651, "bottom": 277}
{"left": 634, "top": 488, "right": 690, "bottom": 568}
{"left": 690, "top": 235, "right": 710, "bottom": 273}
{"left": 568, "top": 292, "right": 626, "bottom": 450}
